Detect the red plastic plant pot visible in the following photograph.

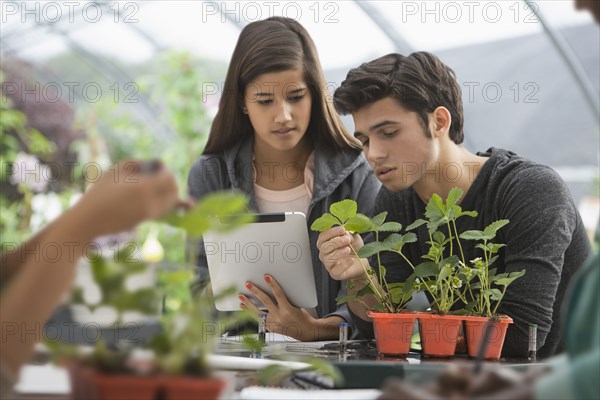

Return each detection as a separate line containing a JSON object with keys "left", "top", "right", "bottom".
{"left": 161, "top": 376, "right": 227, "bottom": 400}
{"left": 463, "top": 315, "right": 513, "bottom": 360}
{"left": 68, "top": 363, "right": 160, "bottom": 400}
{"left": 368, "top": 310, "right": 418, "bottom": 356}
{"left": 418, "top": 313, "right": 464, "bottom": 358}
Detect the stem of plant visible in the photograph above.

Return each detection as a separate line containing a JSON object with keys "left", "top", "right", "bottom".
{"left": 446, "top": 221, "right": 454, "bottom": 257}
{"left": 492, "top": 286, "right": 508, "bottom": 315}
{"left": 348, "top": 244, "right": 386, "bottom": 307}
{"left": 375, "top": 231, "right": 383, "bottom": 292}
{"left": 452, "top": 220, "right": 466, "bottom": 265}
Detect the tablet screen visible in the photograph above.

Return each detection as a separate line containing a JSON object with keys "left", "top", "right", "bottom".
{"left": 203, "top": 212, "right": 318, "bottom": 311}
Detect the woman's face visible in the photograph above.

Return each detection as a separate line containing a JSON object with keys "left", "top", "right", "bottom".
{"left": 244, "top": 69, "right": 312, "bottom": 153}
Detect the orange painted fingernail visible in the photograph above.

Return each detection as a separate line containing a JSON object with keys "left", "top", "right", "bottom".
{"left": 264, "top": 275, "right": 271, "bottom": 283}
{"left": 239, "top": 295, "right": 245, "bottom": 301}
{"left": 245, "top": 282, "right": 253, "bottom": 290}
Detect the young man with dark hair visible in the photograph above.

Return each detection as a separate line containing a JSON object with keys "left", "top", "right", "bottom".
{"left": 317, "top": 51, "right": 590, "bottom": 357}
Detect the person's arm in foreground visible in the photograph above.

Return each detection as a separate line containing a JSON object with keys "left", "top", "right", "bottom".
{"left": 0, "top": 161, "right": 185, "bottom": 378}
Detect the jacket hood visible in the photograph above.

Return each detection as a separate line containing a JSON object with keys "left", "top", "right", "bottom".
{"left": 221, "top": 136, "right": 369, "bottom": 205}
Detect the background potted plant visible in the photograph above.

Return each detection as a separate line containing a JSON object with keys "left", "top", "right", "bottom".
{"left": 48, "top": 192, "right": 255, "bottom": 400}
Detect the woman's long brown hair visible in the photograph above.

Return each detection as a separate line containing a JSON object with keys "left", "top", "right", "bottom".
{"left": 203, "top": 17, "right": 359, "bottom": 154}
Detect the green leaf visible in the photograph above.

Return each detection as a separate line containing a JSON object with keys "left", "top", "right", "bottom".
{"left": 475, "top": 243, "right": 487, "bottom": 251}
{"left": 402, "top": 232, "right": 418, "bottom": 244}
{"left": 465, "top": 300, "right": 478, "bottom": 312}
{"left": 371, "top": 212, "right": 388, "bottom": 227}
{"left": 378, "top": 265, "right": 387, "bottom": 280}
{"left": 425, "top": 194, "right": 445, "bottom": 224}
{"left": 414, "top": 262, "right": 438, "bottom": 278}
{"left": 445, "top": 188, "right": 463, "bottom": 212}
{"left": 256, "top": 365, "right": 293, "bottom": 386}
{"left": 335, "top": 295, "right": 355, "bottom": 305}
{"left": 344, "top": 214, "right": 373, "bottom": 234}
{"left": 383, "top": 233, "right": 416, "bottom": 252}
{"left": 330, "top": 199, "right": 357, "bottom": 223}
{"left": 427, "top": 218, "right": 447, "bottom": 235}
{"left": 310, "top": 213, "right": 339, "bottom": 232}
{"left": 356, "top": 283, "right": 375, "bottom": 297}
{"left": 483, "top": 219, "right": 510, "bottom": 239}
{"left": 488, "top": 243, "right": 505, "bottom": 254}
{"left": 453, "top": 207, "right": 479, "bottom": 220}
{"left": 148, "top": 332, "right": 172, "bottom": 355}
{"left": 432, "top": 231, "right": 446, "bottom": 244}
{"left": 389, "top": 282, "right": 415, "bottom": 305}
{"left": 357, "top": 241, "right": 388, "bottom": 258}
{"left": 162, "top": 192, "right": 251, "bottom": 237}
{"left": 438, "top": 263, "right": 452, "bottom": 281}
{"left": 378, "top": 222, "right": 402, "bottom": 232}
{"left": 494, "top": 270, "right": 526, "bottom": 286}
{"left": 489, "top": 288, "right": 503, "bottom": 301}
{"left": 406, "top": 218, "right": 427, "bottom": 231}
{"left": 460, "top": 230, "right": 485, "bottom": 241}
{"left": 242, "top": 336, "right": 264, "bottom": 353}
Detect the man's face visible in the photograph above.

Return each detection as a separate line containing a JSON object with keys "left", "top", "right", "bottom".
{"left": 352, "top": 97, "right": 438, "bottom": 192}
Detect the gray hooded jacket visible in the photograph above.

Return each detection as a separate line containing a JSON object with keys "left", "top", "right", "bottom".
{"left": 187, "top": 136, "right": 380, "bottom": 333}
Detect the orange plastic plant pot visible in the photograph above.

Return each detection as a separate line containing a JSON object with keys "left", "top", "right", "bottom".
{"left": 161, "top": 376, "right": 227, "bottom": 400}
{"left": 417, "top": 314, "right": 464, "bottom": 358}
{"left": 368, "top": 310, "right": 418, "bottom": 356}
{"left": 464, "top": 315, "right": 513, "bottom": 360}
{"left": 69, "top": 364, "right": 160, "bottom": 400}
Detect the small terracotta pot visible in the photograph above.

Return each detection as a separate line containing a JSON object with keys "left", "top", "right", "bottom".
{"left": 68, "top": 363, "right": 226, "bottom": 400}
{"left": 68, "top": 364, "right": 159, "bottom": 400}
{"left": 161, "top": 376, "right": 226, "bottom": 400}
{"left": 418, "top": 313, "right": 464, "bottom": 358}
{"left": 463, "top": 315, "right": 513, "bottom": 359}
{"left": 368, "top": 310, "right": 418, "bottom": 356}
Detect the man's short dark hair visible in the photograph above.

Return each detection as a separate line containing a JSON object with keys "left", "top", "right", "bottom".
{"left": 334, "top": 52, "right": 464, "bottom": 144}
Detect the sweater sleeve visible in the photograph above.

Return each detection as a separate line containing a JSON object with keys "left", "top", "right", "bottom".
{"left": 494, "top": 165, "right": 589, "bottom": 357}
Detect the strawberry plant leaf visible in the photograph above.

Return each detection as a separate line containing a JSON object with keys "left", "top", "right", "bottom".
{"left": 310, "top": 213, "right": 340, "bottom": 232}
{"left": 330, "top": 199, "right": 357, "bottom": 224}
{"left": 344, "top": 214, "right": 373, "bottom": 234}
{"left": 406, "top": 218, "right": 427, "bottom": 231}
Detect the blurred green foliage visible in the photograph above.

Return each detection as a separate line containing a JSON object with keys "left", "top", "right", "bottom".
{"left": 0, "top": 70, "right": 56, "bottom": 244}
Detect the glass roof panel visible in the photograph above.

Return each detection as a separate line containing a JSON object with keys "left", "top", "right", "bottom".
{"left": 1, "top": 0, "right": 597, "bottom": 207}
{"left": 67, "top": 20, "right": 155, "bottom": 63}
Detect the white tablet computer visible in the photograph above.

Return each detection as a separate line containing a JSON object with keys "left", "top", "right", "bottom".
{"left": 203, "top": 212, "right": 318, "bottom": 311}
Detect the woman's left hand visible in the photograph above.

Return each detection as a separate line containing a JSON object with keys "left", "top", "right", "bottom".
{"left": 240, "top": 274, "right": 338, "bottom": 341}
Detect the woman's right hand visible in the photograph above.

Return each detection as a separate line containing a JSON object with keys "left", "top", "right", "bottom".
{"left": 316, "top": 226, "right": 369, "bottom": 281}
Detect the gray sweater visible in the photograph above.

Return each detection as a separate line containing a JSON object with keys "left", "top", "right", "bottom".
{"left": 187, "top": 137, "right": 380, "bottom": 335}
{"left": 350, "top": 148, "right": 590, "bottom": 357}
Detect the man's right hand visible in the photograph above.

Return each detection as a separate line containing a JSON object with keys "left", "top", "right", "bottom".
{"left": 316, "top": 226, "right": 369, "bottom": 281}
